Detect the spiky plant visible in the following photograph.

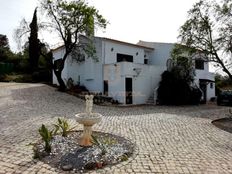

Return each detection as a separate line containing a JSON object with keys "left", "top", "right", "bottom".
{"left": 53, "top": 118, "right": 77, "bottom": 137}
{"left": 38, "top": 124, "right": 53, "bottom": 153}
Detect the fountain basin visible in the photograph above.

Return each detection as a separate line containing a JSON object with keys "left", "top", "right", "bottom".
{"left": 75, "top": 113, "right": 102, "bottom": 126}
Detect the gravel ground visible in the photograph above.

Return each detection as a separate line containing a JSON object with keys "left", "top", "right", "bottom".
{"left": 0, "top": 82, "right": 232, "bottom": 174}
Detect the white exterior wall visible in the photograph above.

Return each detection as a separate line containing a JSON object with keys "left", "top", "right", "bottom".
{"left": 77, "top": 37, "right": 103, "bottom": 92}
{"left": 138, "top": 41, "right": 216, "bottom": 101}
{"left": 137, "top": 41, "right": 174, "bottom": 66}
{"left": 195, "top": 69, "right": 215, "bottom": 100}
{"left": 52, "top": 38, "right": 215, "bottom": 104}
{"left": 150, "top": 43, "right": 174, "bottom": 66}
{"left": 103, "top": 40, "right": 146, "bottom": 64}
{"left": 52, "top": 37, "right": 104, "bottom": 93}
{"left": 104, "top": 62, "right": 165, "bottom": 104}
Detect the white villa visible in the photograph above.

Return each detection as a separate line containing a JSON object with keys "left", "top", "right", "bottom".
{"left": 52, "top": 36, "right": 215, "bottom": 105}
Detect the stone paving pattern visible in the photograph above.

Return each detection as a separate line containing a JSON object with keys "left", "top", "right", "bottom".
{"left": 0, "top": 83, "right": 232, "bottom": 174}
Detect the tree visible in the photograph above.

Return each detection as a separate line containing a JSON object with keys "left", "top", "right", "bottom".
{"left": 0, "top": 34, "right": 9, "bottom": 48}
{"left": 176, "top": 0, "right": 232, "bottom": 80}
{"left": 171, "top": 44, "right": 196, "bottom": 83}
{"left": 0, "top": 34, "right": 10, "bottom": 62}
{"left": 14, "top": 8, "right": 48, "bottom": 70}
{"left": 157, "top": 54, "right": 201, "bottom": 105}
{"left": 40, "top": 0, "right": 107, "bottom": 91}
{"left": 28, "top": 8, "right": 41, "bottom": 71}
{"left": 0, "top": 34, "right": 13, "bottom": 62}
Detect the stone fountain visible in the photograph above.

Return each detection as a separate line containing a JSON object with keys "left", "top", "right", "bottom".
{"left": 75, "top": 95, "right": 102, "bottom": 146}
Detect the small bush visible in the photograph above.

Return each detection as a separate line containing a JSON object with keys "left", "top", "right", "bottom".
{"left": 69, "top": 84, "right": 89, "bottom": 94}
{"left": 38, "top": 124, "right": 53, "bottom": 153}
{"left": 32, "top": 69, "right": 52, "bottom": 82}
{"left": 53, "top": 118, "right": 77, "bottom": 137}
{"left": 157, "top": 71, "right": 202, "bottom": 105}
{"left": 0, "top": 73, "right": 32, "bottom": 82}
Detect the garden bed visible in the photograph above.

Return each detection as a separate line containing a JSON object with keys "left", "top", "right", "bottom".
{"left": 212, "top": 117, "right": 232, "bottom": 133}
{"left": 34, "top": 131, "right": 135, "bottom": 172}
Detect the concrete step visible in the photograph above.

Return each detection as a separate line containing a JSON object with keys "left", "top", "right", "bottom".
{"left": 146, "top": 96, "right": 154, "bottom": 104}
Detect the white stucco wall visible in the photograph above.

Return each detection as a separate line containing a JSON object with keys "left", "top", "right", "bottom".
{"left": 103, "top": 40, "right": 148, "bottom": 64}
{"left": 104, "top": 62, "right": 165, "bottom": 104}
{"left": 52, "top": 37, "right": 104, "bottom": 93}
{"left": 137, "top": 41, "right": 174, "bottom": 66}
{"left": 138, "top": 41, "right": 216, "bottom": 101}
{"left": 195, "top": 70, "right": 215, "bottom": 100}
{"left": 52, "top": 38, "right": 215, "bottom": 104}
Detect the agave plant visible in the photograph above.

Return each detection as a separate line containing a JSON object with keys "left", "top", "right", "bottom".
{"left": 53, "top": 118, "right": 77, "bottom": 137}
{"left": 91, "top": 135, "right": 107, "bottom": 155}
{"left": 38, "top": 124, "right": 53, "bottom": 153}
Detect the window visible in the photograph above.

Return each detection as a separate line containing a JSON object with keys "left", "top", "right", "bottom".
{"left": 144, "top": 59, "right": 148, "bottom": 64}
{"left": 117, "top": 53, "right": 133, "bottom": 62}
{"left": 195, "top": 59, "right": 204, "bottom": 70}
{"left": 104, "top": 80, "right": 108, "bottom": 96}
{"left": 210, "top": 83, "right": 213, "bottom": 89}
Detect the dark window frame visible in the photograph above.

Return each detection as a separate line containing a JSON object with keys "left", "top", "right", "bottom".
{"left": 144, "top": 59, "right": 148, "bottom": 64}
{"left": 210, "top": 82, "right": 213, "bottom": 89}
{"left": 117, "top": 53, "right": 133, "bottom": 62}
{"left": 195, "top": 59, "right": 204, "bottom": 70}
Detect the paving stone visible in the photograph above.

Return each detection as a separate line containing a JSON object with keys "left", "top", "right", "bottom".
{"left": 0, "top": 83, "right": 232, "bottom": 173}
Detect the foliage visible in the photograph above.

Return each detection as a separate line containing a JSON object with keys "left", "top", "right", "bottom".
{"left": 38, "top": 124, "right": 53, "bottom": 153}
{"left": 157, "top": 70, "right": 202, "bottom": 105}
{"left": 0, "top": 34, "right": 14, "bottom": 62}
{"left": 177, "top": 0, "right": 232, "bottom": 80}
{"left": 40, "top": 0, "right": 107, "bottom": 91}
{"left": 53, "top": 118, "right": 77, "bottom": 137}
{"left": 215, "top": 73, "right": 232, "bottom": 88}
{"left": 28, "top": 8, "right": 41, "bottom": 71}
{"left": 162, "top": 47, "right": 196, "bottom": 105}
{"left": 14, "top": 9, "right": 52, "bottom": 76}
{"left": 0, "top": 73, "right": 32, "bottom": 82}
{"left": 91, "top": 135, "right": 107, "bottom": 155}
{"left": 69, "top": 84, "right": 89, "bottom": 94}
{"left": 170, "top": 47, "right": 196, "bottom": 84}
{"left": 117, "top": 154, "right": 128, "bottom": 162}
{"left": 0, "top": 34, "right": 9, "bottom": 48}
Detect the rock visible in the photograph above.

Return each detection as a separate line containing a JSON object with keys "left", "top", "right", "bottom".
{"left": 61, "top": 164, "right": 73, "bottom": 171}
{"left": 84, "top": 162, "right": 97, "bottom": 170}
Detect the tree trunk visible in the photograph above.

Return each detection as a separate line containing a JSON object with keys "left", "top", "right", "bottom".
{"left": 215, "top": 53, "right": 232, "bottom": 81}
{"left": 54, "top": 69, "right": 66, "bottom": 91}
{"left": 223, "top": 67, "right": 232, "bottom": 81}
{"left": 52, "top": 52, "right": 70, "bottom": 91}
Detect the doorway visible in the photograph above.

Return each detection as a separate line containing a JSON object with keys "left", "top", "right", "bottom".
{"left": 125, "top": 78, "right": 133, "bottom": 104}
{"left": 104, "top": 80, "right": 108, "bottom": 96}
{"left": 200, "top": 81, "right": 207, "bottom": 104}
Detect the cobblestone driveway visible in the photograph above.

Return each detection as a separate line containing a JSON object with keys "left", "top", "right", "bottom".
{"left": 0, "top": 83, "right": 232, "bottom": 174}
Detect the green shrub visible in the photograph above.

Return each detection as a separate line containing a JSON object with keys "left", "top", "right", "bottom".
{"left": 38, "top": 124, "right": 53, "bottom": 153}
{"left": 53, "top": 118, "right": 77, "bottom": 137}
{"left": 69, "top": 84, "right": 89, "bottom": 94}
{"left": 91, "top": 135, "right": 107, "bottom": 155}
{"left": 32, "top": 69, "right": 52, "bottom": 82}
{"left": 0, "top": 73, "right": 32, "bottom": 82}
{"left": 157, "top": 71, "right": 202, "bottom": 105}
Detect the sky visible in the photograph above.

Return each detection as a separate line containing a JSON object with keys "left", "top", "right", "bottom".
{"left": 0, "top": 0, "right": 199, "bottom": 52}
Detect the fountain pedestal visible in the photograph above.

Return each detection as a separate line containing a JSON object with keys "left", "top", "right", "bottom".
{"left": 80, "top": 125, "right": 92, "bottom": 146}
{"left": 75, "top": 113, "right": 102, "bottom": 146}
